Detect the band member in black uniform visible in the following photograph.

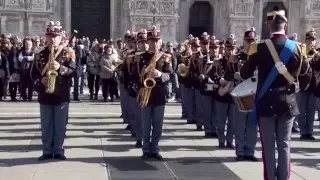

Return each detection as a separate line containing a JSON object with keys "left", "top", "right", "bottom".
{"left": 126, "top": 29, "right": 148, "bottom": 148}
{"left": 123, "top": 32, "right": 137, "bottom": 134}
{"left": 200, "top": 35, "right": 220, "bottom": 138}
{"left": 296, "top": 28, "right": 317, "bottom": 140}
{"left": 215, "top": 34, "right": 236, "bottom": 149}
{"left": 235, "top": 7, "right": 310, "bottom": 180}
{"left": 119, "top": 31, "right": 132, "bottom": 126}
{"left": 31, "top": 21, "right": 76, "bottom": 161}
{"left": 180, "top": 35, "right": 198, "bottom": 125}
{"left": 225, "top": 27, "right": 258, "bottom": 161}
{"left": 137, "top": 26, "right": 172, "bottom": 160}
{"left": 188, "top": 37, "right": 203, "bottom": 129}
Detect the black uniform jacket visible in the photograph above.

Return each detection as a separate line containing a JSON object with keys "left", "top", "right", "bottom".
{"left": 199, "top": 55, "right": 218, "bottom": 97}
{"left": 240, "top": 34, "right": 310, "bottom": 117}
{"left": 188, "top": 52, "right": 202, "bottom": 89}
{"left": 310, "top": 53, "right": 320, "bottom": 97}
{"left": 137, "top": 51, "right": 172, "bottom": 106}
{"left": 31, "top": 46, "right": 76, "bottom": 105}
{"left": 223, "top": 52, "right": 248, "bottom": 103}
{"left": 215, "top": 56, "right": 233, "bottom": 103}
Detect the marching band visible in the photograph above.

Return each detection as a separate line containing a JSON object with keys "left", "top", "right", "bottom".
{"left": 1, "top": 6, "right": 320, "bottom": 180}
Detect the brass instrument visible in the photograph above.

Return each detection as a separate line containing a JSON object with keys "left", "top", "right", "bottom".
{"left": 137, "top": 52, "right": 162, "bottom": 108}
{"left": 45, "top": 47, "right": 58, "bottom": 94}
{"left": 178, "top": 63, "right": 189, "bottom": 77}
{"left": 178, "top": 55, "right": 190, "bottom": 77}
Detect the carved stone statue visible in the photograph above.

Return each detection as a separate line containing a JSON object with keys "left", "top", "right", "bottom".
{"left": 24, "top": 0, "right": 32, "bottom": 9}
{"left": 0, "top": 0, "right": 5, "bottom": 7}
{"left": 46, "top": 0, "right": 53, "bottom": 10}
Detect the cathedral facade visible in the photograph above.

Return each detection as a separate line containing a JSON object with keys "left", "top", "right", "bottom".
{"left": 0, "top": 0, "right": 320, "bottom": 44}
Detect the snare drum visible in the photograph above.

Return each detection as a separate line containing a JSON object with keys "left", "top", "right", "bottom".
{"left": 230, "top": 77, "right": 257, "bottom": 112}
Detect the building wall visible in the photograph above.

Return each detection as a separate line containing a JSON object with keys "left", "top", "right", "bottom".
{"left": 1, "top": 0, "right": 320, "bottom": 45}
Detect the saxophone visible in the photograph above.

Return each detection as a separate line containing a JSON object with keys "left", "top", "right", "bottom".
{"left": 137, "top": 54, "right": 158, "bottom": 108}
{"left": 45, "top": 47, "right": 58, "bottom": 94}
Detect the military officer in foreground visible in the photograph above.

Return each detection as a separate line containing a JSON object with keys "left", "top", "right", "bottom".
{"left": 31, "top": 21, "right": 76, "bottom": 161}
{"left": 137, "top": 25, "right": 172, "bottom": 160}
{"left": 235, "top": 7, "right": 310, "bottom": 180}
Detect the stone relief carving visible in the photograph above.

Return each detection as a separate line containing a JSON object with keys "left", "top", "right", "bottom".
{"left": 31, "top": 0, "right": 45, "bottom": 9}
{"left": 5, "top": 19, "right": 20, "bottom": 33}
{"left": 230, "top": 0, "right": 254, "bottom": 16}
{"left": 129, "top": 0, "right": 175, "bottom": 15}
{"left": 159, "top": 0, "right": 174, "bottom": 15}
{"left": 32, "top": 21, "right": 46, "bottom": 32}
{"left": 5, "top": 0, "right": 20, "bottom": 7}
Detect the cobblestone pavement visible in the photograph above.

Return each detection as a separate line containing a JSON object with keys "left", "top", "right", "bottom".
{"left": 0, "top": 100, "right": 319, "bottom": 180}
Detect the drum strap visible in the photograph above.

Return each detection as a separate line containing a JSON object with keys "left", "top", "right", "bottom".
{"left": 265, "top": 39, "right": 295, "bottom": 84}
{"left": 250, "top": 39, "right": 296, "bottom": 124}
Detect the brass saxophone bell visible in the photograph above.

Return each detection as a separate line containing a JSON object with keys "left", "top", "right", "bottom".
{"left": 143, "top": 78, "right": 156, "bottom": 88}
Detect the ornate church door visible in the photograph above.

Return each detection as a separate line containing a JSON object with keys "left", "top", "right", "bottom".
{"left": 188, "top": 1, "right": 213, "bottom": 37}
{"left": 71, "top": 0, "right": 110, "bottom": 39}
{"left": 261, "top": 2, "right": 287, "bottom": 39}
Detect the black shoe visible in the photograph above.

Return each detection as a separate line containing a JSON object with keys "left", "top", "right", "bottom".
{"left": 226, "top": 142, "right": 235, "bottom": 149}
{"left": 218, "top": 143, "right": 225, "bottom": 148}
{"left": 103, "top": 97, "right": 107, "bottom": 102}
{"left": 38, "top": 154, "right": 53, "bottom": 161}
{"left": 210, "top": 132, "right": 218, "bottom": 138}
{"left": 306, "top": 134, "right": 316, "bottom": 140}
{"left": 53, "top": 154, "right": 67, "bottom": 160}
{"left": 300, "top": 134, "right": 308, "bottom": 140}
{"left": 150, "top": 153, "right": 163, "bottom": 160}
{"left": 245, "top": 155, "right": 259, "bottom": 162}
{"left": 135, "top": 140, "right": 142, "bottom": 148}
{"left": 236, "top": 155, "right": 245, "bottom": 161}
{"left": 204, "top": 133, "right": 212, "bottom": 138}
{"left": 292, "top": 127, "right": 299, "bottom": 133}
{"left": 141, "top": 153, "right": 150, "bottom": 160}
{"left": 94, "top": 95, "right": 98, "bottom": 100}
{"left": 181, "top": 115, "right": 187, "bottom": 119}
{"left": 74, "top": 98, "right": 80, "bottom": 101}
{"left": 125, "top": 125, "right": 131, "bottom": 130}
{"left": 196, "top": 126, "right": 202, "bottom": 131}
{"left": 89, "top": 94, "right": 93, "bottom": 100}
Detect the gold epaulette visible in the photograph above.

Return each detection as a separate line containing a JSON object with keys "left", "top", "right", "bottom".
{"left": 247, "top": 42, "right": 258, "bottom": 56}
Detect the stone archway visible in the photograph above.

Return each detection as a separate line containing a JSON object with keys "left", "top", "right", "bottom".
{"left": 261, "top": 2, "right": 288, "bottom": 39}
{"left": 71, "top": 0, "right": 111, "bottom": 39}
{"left": 188, "top": 1, "right": 213, "bottom": 37}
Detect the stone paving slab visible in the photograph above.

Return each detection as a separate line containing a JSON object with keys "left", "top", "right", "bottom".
{"left": 0, "top": 101, "right": 320, "bottom": 180}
